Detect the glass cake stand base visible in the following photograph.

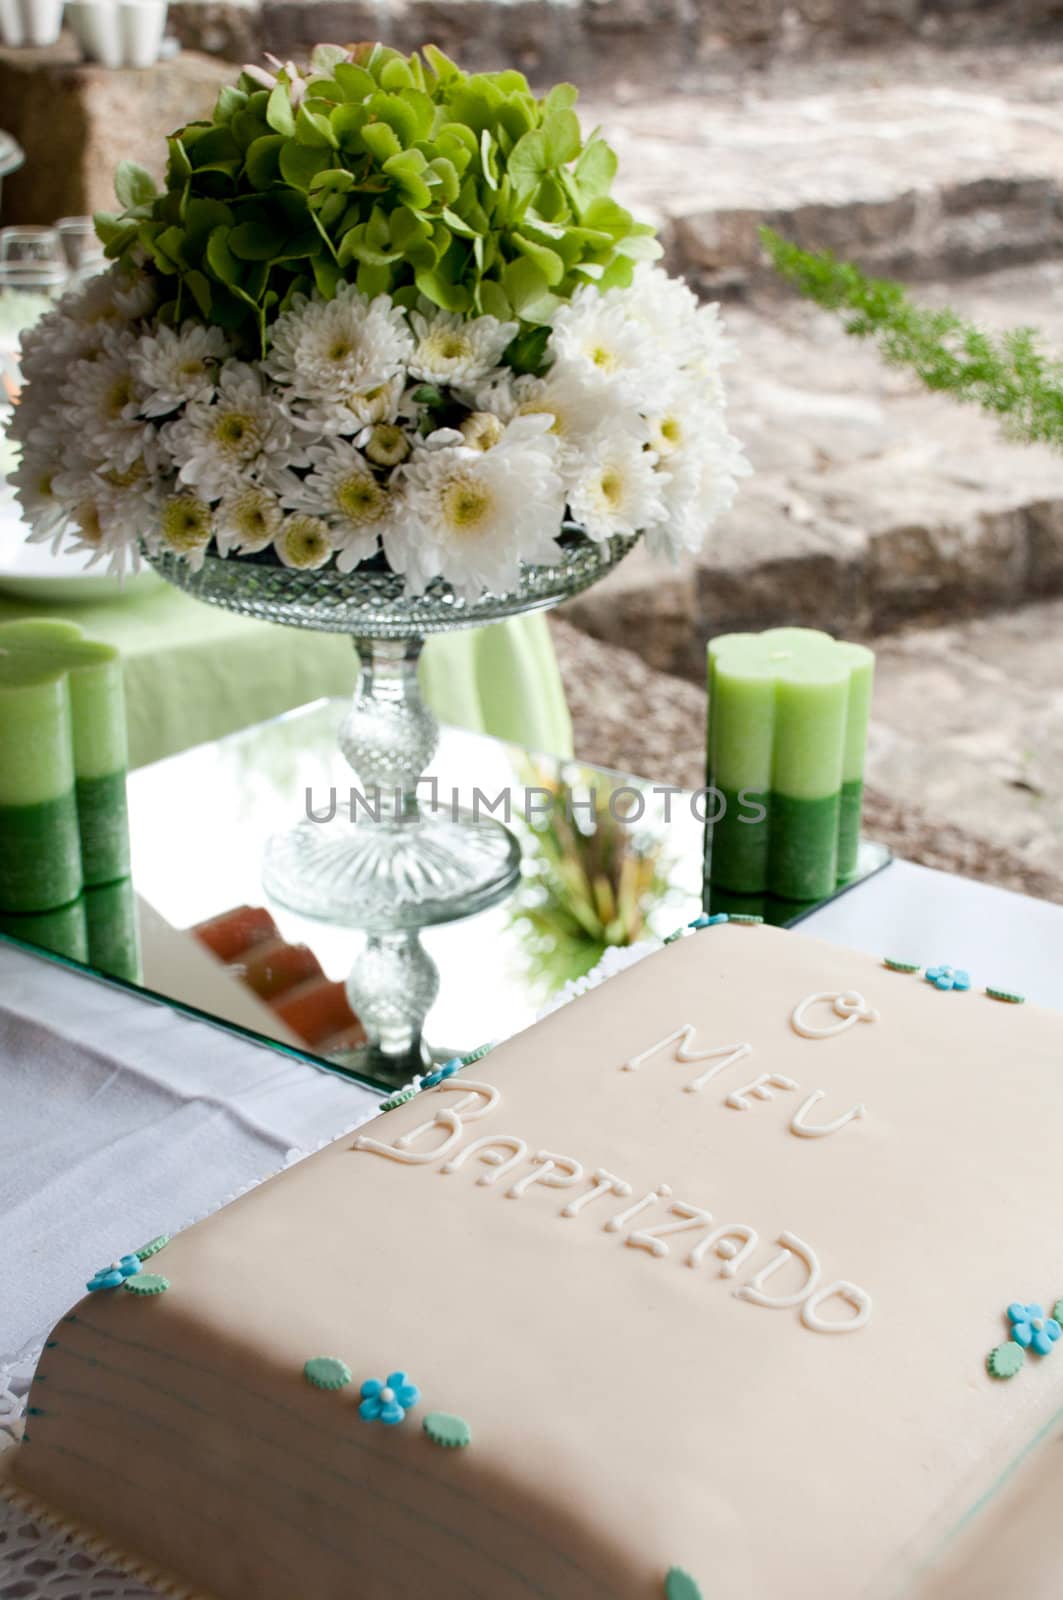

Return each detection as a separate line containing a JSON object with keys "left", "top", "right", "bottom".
{"left": 262, "top": 801, "right": 521, "bottom": 931}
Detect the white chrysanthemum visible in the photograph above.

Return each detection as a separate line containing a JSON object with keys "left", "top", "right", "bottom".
{"left": 567, "top": 435, "right": 665, "bottom": 542}
{"left": 358, "top": 422, "right": 411, "bottom": 467}
{"left": 407, "top": 308, "right": 517, "bottom": 391}
{"left": 505, "top": 369, "right": 642, "bottom": 464}
{"left": 132, "top": 323, "right": 230, "bottom": 417}
{"left": 274, "top": 513, "right": 334, "bottom": 570}
{"left": 65, "top": 334, "right": 155, "bottom": 475}
{"left": 386, "top": 418, "right": 563, "bottom": 599}
{"left": 614, "top": 265, "right": 733, "bottom": 401}
{"left": 459, "top": 411, "right": 505, "bottom": 452}
{"left": 154, "top": 493, "right": 214, "bottom": 570}
{"left": 645, "top": 417, "right": 751, "bottom": 561}
{"left": 297, "top": 439, "right": 396, "bottom": 571}
{"left": 165, "top": 362, "right": 300, "bottom": 499}
{"left": 546, "top": 285, "right": 669, "bottom": 399}
{"left": 214, "top": 483, "right": 285, "bottom": 556}
{"left": 8, "top": 433, "right": 69, "bottom": 542}
{"left": 265, "top": 285, "right": 413, "bottom": 433}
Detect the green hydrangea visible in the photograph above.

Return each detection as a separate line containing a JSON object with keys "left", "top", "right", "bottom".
{"left": 94, "top": 42, "right": 660, "bottom": 358}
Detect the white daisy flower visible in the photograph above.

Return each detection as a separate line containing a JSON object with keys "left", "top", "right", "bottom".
{"left": 407, "top": 308, "right": 517, "bottom": 392}
{"left": 154, "top": 492, "right": 214, "bottom": 569}
{"left": 8, "top": 435, "right": 69, "bottom": 543}
{"left": 214, "top": 483, "right": 285, "bottom": 556}
{"left": 132, "top": 323, "right": 230, "bottom": 418}
{"left": 297, "top": 439, "right": 395, "bottom": 571}
{"left": 387, "top": 421, "right": 564, "bottom": 599}
{"left": 165, "top": 362, "right": 300, "bottom": 499}
{"left": 615, "top": 265, "right": 733, "bottom": 402}
{"left": 646, "top": 419, "right": 750, "bottom": 561}
{"left": 546, "top": 285, "right": 669, "bottom": 400}
{"left": 274, "top": 513, "right": 334, "bottom": 570}
{"left": 567, "top": 434, "right": 665, "bottom": 542}
{"left": 265, "top": 285, "right": 413, "bottom": 434}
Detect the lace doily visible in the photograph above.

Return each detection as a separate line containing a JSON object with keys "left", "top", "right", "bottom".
{"left": 0, "top": 1489, "right": 160, "bottom": 1600}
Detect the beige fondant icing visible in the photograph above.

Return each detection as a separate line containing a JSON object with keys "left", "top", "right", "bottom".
{"left": 8, "top": 924, "right": 1063, "bottom": 1598}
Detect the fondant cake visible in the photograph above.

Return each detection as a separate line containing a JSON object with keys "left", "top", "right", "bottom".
{"left": 6, "top": 922, "right": 1063, "bottom": 1598}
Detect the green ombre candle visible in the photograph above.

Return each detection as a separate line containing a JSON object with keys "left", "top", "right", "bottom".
{"left": 0, "top": 897, "right": 90, "bottom": 963}
{"left": 0, "top": 620, "right": 130, "bottom": 911}
{"left": 84, "top": 877, "right": 140, "bottom": 983}
{"left": 707, "top": 628, "right": 875, "bottom": 901}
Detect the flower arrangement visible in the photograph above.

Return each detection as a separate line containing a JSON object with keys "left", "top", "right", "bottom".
{"left": 11, "top": 42, "right": 747, "bottom": 600}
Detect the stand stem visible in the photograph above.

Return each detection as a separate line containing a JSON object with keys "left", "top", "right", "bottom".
{"left": 338, "top": 638, "right": 437, "bottom": 823}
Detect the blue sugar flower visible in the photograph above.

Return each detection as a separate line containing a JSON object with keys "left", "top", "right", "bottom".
{"left": 87, "top": 1254, "right": 141, "bottom": 1293}
{"left": 1008, "top": 1303, "right": 1061, "bottom": 1356}
{"left": 360, "top": 1371, "right": 420, "bottom": 1426}
{"left": 688, "top": 913, "right": 729, "bottom": 930}
{"left": 925, "top": 965, "right": 971, "bottom": 992}
{"left": 420, "top": 1059, "right": 461, "bottom": 1090}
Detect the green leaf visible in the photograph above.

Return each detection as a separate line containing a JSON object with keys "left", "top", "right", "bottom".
{"left": 184, "top": 269, "right": 213, "bottom": 316}
{"left": 296, "top": 103, "right": 338, "bottom": 148}
{"left": 511, "top": 232, "right": 564, "bottom": 286}
{"left": 502, "top": 254, "right": 549, "bottom": 314}
{"left": 503, "top": 322, "right": 550, "bottom": 375}
{"left": 572, "top": 136, "right": 617, "bottom": 202}
{"left": 542, "top": 109, "right": 581, "bottom": 168}
{"left": 330, "top": 103, "right": 368, "bottom": 149}
{"left": 580, "top": 196, "right": 635, "bottom": 237}
{"left": 361, "top": 121, "right": 403, "bottom": 164}
{"left": 480, "top": 129, "right": 499, "bottom": 191}
{"left": 544, "top": 82, "right": 579, "bottom": 115}
{"left": 310, "top": 42, "right": 350, "bottom": 75}
{"left": 230, "top": 109, "right": 271, "bottom": 152}
{"left": 167, "top": 138, "right": 193, "bottom": 182}
{"left": 506, "top": 129, "right": 548, "bottom": 202}
{"left": 441, "top": 207, "right": 479, "bottom": 240}
{"left": 308, "top": 166, "right": 355, "bottom": 194}
{"left": 184, "top": 197, "right": 233, "bottom": 248}
{"left": 478, "top": 278, "right": 512, "bottom": 320}
{"left": 213, "top": 84, "right": 248, "bottom": 124}
{"left": 266, "top": 83, "right": 296, "bottom": 137}
{"left": 379, "top": 56, "right": 415, "bottom": 90}
{"left": 312, "top": 253, "right": 342, "bottom": 298}
{"left": 422, "top": 43, "right": 462, "bottom": 83}
{"left": 333, "top": 62, "right": 377, "bottom": 101}
{"left": 114, "top": 161, "right": 157, "bottom": 211}
{"left": 245, "top": 134, "right": 285, "bottom": 190}
{"left": 206, "top": 225, "right": 241, "bottom": 284}
{"left": 357, "top": 261, "right": 395, "bottom": 298}
{"left": 425, "top": 156, "right": 460, "bottom": 205}
{"left": 229, "top": 220, "right": 283, "bottom": 260}
{"left": 279, "top": 142, "right": 332, "bottom": 190}
{"left": 414, "top": 266, "right": 470, "bottom": 313}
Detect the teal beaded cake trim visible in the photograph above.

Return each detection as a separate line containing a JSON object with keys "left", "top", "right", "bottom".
{"left": 882, "top": 958, "right": 921, "bottom": 974}
{"left": 135, "top": 1234, "right": 170, "bottom": 1261}
{"left": 985, "top": 986, "right": 1025, "bottom": 1004}
{"left": 124, "top": 1273, "right": 168, "bottom": 1296}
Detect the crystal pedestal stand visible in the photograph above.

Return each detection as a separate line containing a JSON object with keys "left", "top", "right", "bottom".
{"left": 262, "top": 635, "right": 521, "bottom": 927}
{"left": 146, "top": 531, "right": 640, "bottom": 1070}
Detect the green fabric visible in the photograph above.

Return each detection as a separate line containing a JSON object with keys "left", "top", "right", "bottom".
{"left": 0, "top": 586, "right": 573, "bottom": 767}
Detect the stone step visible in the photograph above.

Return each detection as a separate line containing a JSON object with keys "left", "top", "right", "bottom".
{"left": 586, "top": 45, "right": 1063, "bottom": 295}
{"left": 560, "top": 258, "right": 1063, "bottom": 680}
{"left": 551, "top": 613, "right": 1063, "bottom": 906}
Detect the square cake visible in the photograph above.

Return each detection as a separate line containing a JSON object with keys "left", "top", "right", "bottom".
{"left": 5, "top": 922, "right": 1063, "bottom": 1599}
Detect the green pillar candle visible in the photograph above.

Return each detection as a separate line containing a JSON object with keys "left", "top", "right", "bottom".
{"left": 707, "top": 628, "right": 875, "bottom": 902}
{"left": 0, "top": 897, "right": 89, "bottom": 963}
{"left": 0, "top": 620, "right": 130, "bottom": 909}
{"left": 84, "top": 877, "right": 140, "bottom": 983}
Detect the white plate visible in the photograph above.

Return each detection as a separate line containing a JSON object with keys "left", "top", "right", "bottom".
{"left": 0, "top": 507, "right": 162, "bottom": 604}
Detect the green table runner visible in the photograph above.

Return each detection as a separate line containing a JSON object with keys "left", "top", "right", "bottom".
{"left": 0, "top": 585, "right": 573, "bottom": 769}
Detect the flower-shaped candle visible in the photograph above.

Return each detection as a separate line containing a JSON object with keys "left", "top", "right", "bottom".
{"left": 706, "top": 628, "right": 875, "bottom": 901}
{"left": 1007, "top": 1302, "right": 1061, "bottom": 1356}
{"left": 359, "top": 1371, "right": 420, "bottom": 1426}
{"left": 0, "top": 620, "right": 130, "bottom": 914}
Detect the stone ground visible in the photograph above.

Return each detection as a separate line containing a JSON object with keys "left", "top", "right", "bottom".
{"left": 551, "top": 613, "right": 1063, "bottom": 904}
